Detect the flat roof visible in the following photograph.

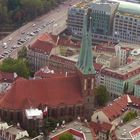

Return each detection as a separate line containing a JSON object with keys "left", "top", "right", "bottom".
{"left": 110, "top": 0, "right": 140, "bottom": 16}
{"left": 104, "top": 61, "right": 140, "bottom": 75}
{"left": 49, "top": 121, "right": 93, "bottom": 140}
{"left": 73, "top": 0, "right": 93, "bottom": 9}
{"left": 115, "top": 116, "right": 140, "bottom": 139}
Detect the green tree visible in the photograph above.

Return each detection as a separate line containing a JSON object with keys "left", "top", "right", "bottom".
{"left": 0, "top": 3, "right": 9, "bottom": 24}
{"left": 20, "top": 0, "right": 43, "bottom": 19}
{"left": 123, "top": 82, "right": 129, "bottom": 93}
{"left": 0, "top": 57, "right": 30, "bottom": 78}
{"left": 18, "top": 46, "right": 27, "bottom": 59}
{"left": 123, "top": 111, "right": 137, "bottom": 123}
{"left": 59, "top": 133, "right": 74, "bottom": 140}
{"left": 95, "top": 85, "right": 110, "bottom": 106}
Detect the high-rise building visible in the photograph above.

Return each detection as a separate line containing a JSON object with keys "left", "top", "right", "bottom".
{"left": 89, "top": 0, "right": 118, "bottom": 35}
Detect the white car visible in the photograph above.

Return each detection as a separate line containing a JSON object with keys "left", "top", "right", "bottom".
{"left": 2, "top": 43, "right": 7, "bottom": 49}
{"left": 32, "top": 24, "right": 36, "bottom": 27}
{"left": 8, "top": 37, "right": 12, "bottom": 41}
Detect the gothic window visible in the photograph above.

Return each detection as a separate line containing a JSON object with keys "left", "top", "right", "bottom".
{"left": 84, "top": 79, "right": 87, "bottom": 90}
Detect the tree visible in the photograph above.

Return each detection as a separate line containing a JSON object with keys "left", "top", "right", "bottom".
{"left": 18, "top": 46, "right": 27, "bottom": 59}
{"left": 123, "top": 82, "right": 129, "bottom": 93}
{"left": 20, "top": 0, "right": 43, "bottom": 19}
{"left": 95, "top": 85, "right": 109, "bottom": 106}
{"left": 123, "top": 111, "right": 137, "bottom": 123}
{"left": 0, "top": 57, "right": 30, "bottom": 78}
{"left": 59, "top": 133, "right": 74, "bottom": 140}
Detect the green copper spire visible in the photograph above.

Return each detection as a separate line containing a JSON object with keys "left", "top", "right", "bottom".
{"left": 76, "top": 14, "right": 96, "bottom": 75}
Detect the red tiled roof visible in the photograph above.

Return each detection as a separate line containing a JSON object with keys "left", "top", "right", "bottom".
{"left": 49, "top": 55, "right": 76, "bottom": 65}
{"left": 0, "top": 76, "right": 83, "bottom": 110}
{"left": 95, "top": 44, "right": 115, "bottom": 53}
{"left": 99, "top": 95, "right": 140, "bottom": 121}
{"left": 29, "top": 35, "right": 56, "bottom": 54}
{"left": 29, "top": 33, "right": 80, "bottom": 54}
{"left": 51, "top": 128, "right": 85, "bottom": 140}
{"left": 0, "top": 71, "right": 15, "bottom": 83}
{"left": 101, "top": 95, "right": 129, "bottom": 121}
{"left": 34, "top": 67, "right": 76, "bottom": 79}
{"left": 130, "top": 127, "right": 140, "bottom": 137}
{"left": 93, "top": 63, "right": 103, "bottom": 72}
{"left": 90, "top": 122, "right": 112, "bottom": 133}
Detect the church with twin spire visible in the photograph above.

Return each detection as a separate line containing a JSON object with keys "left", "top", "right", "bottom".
{"left": 0, "top": 14, "right": 96, "bottom": 130}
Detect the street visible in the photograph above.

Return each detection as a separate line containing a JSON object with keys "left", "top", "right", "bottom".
{"left": 0, "top": 0, "right": 81, "bottom": 59}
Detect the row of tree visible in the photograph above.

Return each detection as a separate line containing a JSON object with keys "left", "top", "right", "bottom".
{"left": 0, "top": 0, "right": 65, "bottom": 27}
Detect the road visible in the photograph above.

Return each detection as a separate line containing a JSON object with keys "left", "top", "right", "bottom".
{"left": 0, "top": 0, "right": 81, "bottom": 60}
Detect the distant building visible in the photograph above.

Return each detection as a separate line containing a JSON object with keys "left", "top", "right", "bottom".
{"left": 0, "top": 71, "right": 17, "bottom": 93}
{"left": 99, "top": 61, "right": 140, "bottom": 98}
{"left": 89, "top": 0, "right": 118, "bottom": 35}
{"left": 27, "top": 33, "right": 80, "bottom": 71}
{"left": 48, "top": 54, "right": 76, "bottom": 73}
{"left": 91, "top": 95, "right": 140, "bottom": 125}
{"left": 27, "top": 33, "right": 60, "bottom": 71}
{"left": 91, "top": 95, "right": 140, "bottom": 140}
{"left": 67, "top": 0, "right": 140, "bottom": 43}
{"left": 115, "top": 118, "right": 140, "bottom": 140}
{"left": 50, "top": 128, "right": 86, "bottom": 140}
{"left": 90, "top": 122, "right": 113, "bottom": 140}
{"left": 94, "top": 42, "right": 131, "bottom": 67}
{"left": 0, "top": 125, "right": 29, "bottom": 140}
{"left": 94, "top": 42, "right": 116, "bottom": 57}
{"left": 96, "top": 54, "right": 119, "bottom": 68}
{"left": 113, "top": 0, "right": 140, "bottom": 43}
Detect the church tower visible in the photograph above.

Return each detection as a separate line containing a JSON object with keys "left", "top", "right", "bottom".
{"left": 76, "top": 13, "right": 96, "bottom": 116}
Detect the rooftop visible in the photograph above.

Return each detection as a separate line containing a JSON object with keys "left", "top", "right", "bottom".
{"left": 115, "top": 117, "right": 140, "bottom": 139}
{"left": 5, "top": 126, "right": 28, "bottom": 135}
{"left": 0, "top": 76, "right": 83, "bottom": 110}
{"left": 117, "top": 0, "right": 140, "bottom": 16}
{"left": 49, "top": 121, "right": 93, "bottom": 140}
{"left": 90, "top": 122, "right": 112, "bottom": 133}
{"left": 73, "top": 0, "right": 93, "bottom": 9}
{"left": 96, "top": 95, "right": 140, "bottom": 122}
{"left": 96, "top": 54, "right": 112, "bottom": 61}
{"left": 101, "top": 61, "right": 140, "bottom": 80}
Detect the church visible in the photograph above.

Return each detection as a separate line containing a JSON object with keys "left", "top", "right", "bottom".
{"left": 0, "top": 14, "right": 96, "bottom": 130}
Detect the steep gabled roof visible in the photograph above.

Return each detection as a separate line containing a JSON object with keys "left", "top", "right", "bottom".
{"left": 76, "top": 15, "right": 96, "bottom": 75}
{"left": 0, "top": 76, "right": 83, "bottom": 110}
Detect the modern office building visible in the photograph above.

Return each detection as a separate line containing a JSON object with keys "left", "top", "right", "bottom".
{"left": 113, "top": 0, "right": 140, "bottom": 43}
{"left": 67, "top": 0, "right": 140, "bottom": 44}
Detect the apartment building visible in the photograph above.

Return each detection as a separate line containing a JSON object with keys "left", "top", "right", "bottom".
{"left": 99, "top": 61, "right": 140, "bottom": 98}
